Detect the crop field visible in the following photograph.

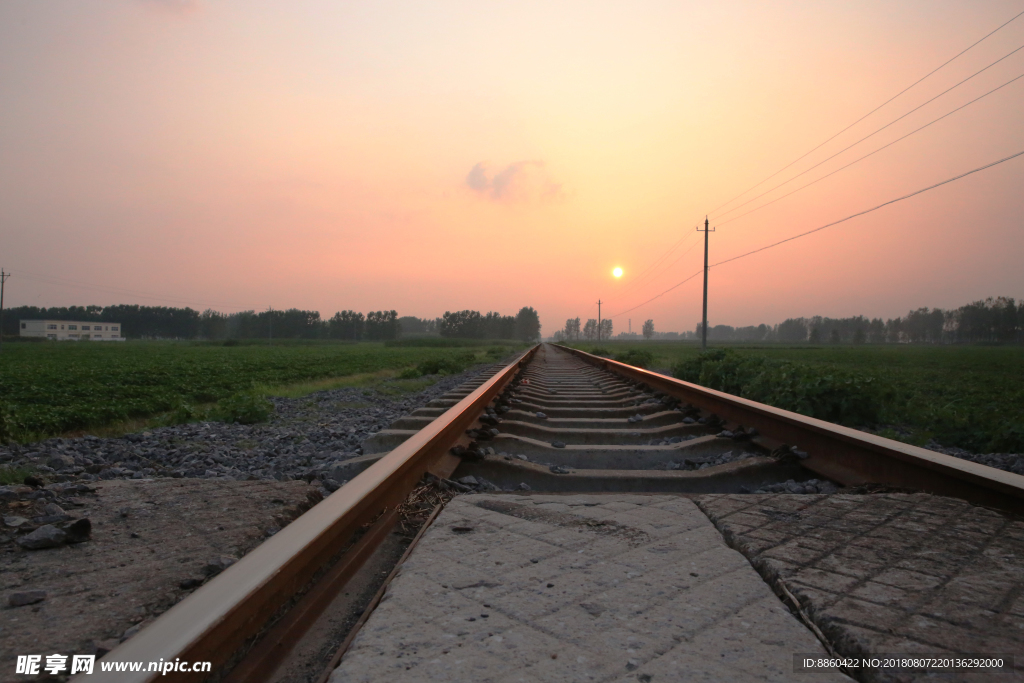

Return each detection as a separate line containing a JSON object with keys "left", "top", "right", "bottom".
{"left": 567, "top": 341, "right": 1024, "bottom": 453}
{"left": 0, "top": 340, "right": 523, "bottom": 440}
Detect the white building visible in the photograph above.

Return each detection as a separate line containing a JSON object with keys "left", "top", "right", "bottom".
{"left": 20, "top": 320, "right": 125, "bottom": 341}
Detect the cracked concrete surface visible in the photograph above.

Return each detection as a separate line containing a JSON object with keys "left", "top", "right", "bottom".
{"left": 330, "top": 493, "right": 847, "bottom": 682}
{"left": 697, "top": 493, "right": 1024, "bottom": 682}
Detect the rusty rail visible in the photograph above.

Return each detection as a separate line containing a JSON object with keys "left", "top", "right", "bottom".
{"left": 82, "top": 345, "right": 538, "bottom": 683}
{"left": 559, "top": 345, "right": 1024, "bottom": 514}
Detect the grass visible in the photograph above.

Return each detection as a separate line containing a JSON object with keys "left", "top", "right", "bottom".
{"left": 386, "top": 338, "right": 527, "bottom": 348}
{"left": 565, "top": 341, "right": 1024, "bottom": 452}
{"left": 0, "top": 340, "right": 513, "bottom": 441}
{"left": 262, "top": 369, "right": 402, "bottom": 399}
{"left": 375, "top": 377, "right": 438, "bottom": 397}
{"left": 0, "top": 464, "right": 35, "bottom": 485}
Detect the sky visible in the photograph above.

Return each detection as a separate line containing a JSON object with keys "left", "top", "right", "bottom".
{"left": 2, "top": 0, "right": 1023, "bottom": 336}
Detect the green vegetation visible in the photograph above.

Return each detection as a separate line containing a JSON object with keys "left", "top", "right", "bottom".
{"left": 613, "top": 349, "right": 654, "bottom": 368}
{"left": 0, "top": 340, "right": 518, "bottom": 441}
{"left": 0, "top": 464, "right": 35, "bottom": 485}
{"left": 672, "top": 349, "right": 887, "bottom": 426}
{"left": 386, "top": 338, "right": 524, "bottom": 348}
{"left": 211, "top": 389, "right": 274, "bottom": 425}
{"left": 405, "top": 353, "right": 477, "bottom": 377}
{"left": 566, "top": 341, "right": 1024, "bottom": 452}
{"left": 375, "top": 377, "right": 437, "bottom": 397}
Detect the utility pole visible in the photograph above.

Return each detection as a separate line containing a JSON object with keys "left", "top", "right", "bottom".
{"left": 0, "top": 270, "right": 9, "bottom": 353}
{"left": 597, "top": 300, "right": 602, "bottom": 343}
{"left": 697, "top": 217, "right": 715, "bottom": 352}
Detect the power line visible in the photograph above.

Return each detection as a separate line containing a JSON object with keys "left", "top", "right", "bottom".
{"left": 608, "top": 147, "right": 1024, "bottom": 317}
{"left": 708, "top": 7, "right": 1024, "bottom": 216}
{"left": 713, "top": 148, "right": 1024, "bottom": 268}
{"left": 718, "top": 70, "right": 1024, "bottom": 227}
{"left": 712, "top": 42, "right": 1024, "bottom": 221}
{"left": 615, "top": 230, "right": 698, "bottom": 296}
{"left": 606, "top": 269, "right": 702, "bottom": 318}
{"left": 615, "top": 230, "right": 702, "bottom": 298}
{"left": 610, "top": 10, "right": 1024, "bottom": 317}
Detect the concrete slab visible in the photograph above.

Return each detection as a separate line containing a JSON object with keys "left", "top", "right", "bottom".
{"left": 697, "top": 493, "right": 1024, "bottom": 682}
{"left": 330, "top": 493, "right": 848, "bottom": 682}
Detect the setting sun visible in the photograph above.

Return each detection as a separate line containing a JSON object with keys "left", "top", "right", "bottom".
{"left": 613, "top": 267, "right": 623, "bottom": 278}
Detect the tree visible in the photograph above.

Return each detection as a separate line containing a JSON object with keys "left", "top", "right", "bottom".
{"left": 200, "top": 309, "right": 228, "bottom": 340}
{"left": 642, "top": 319, "right": 654, "bottom": 340}
{"left": 885, "top": 317, "right": 903, "bottom": 343}
{"left": 328, "top": 311, "right": 364, "bottom": 340}
{"left": 599, "top": 319, "right": 613, "bottom": 340}
{"left": 514, "top": 307, "right": 541, "bottom": 341}
{"left": 562, "top": 317, "right": 581, "bottom": 341}
{"left": 776, "top": 318, "right": 808, "bottom": 342}
{"left": 365, "top": 310, "right": 399, "bottom": 340}
{"left": 482, "top": 311, "right": 516, "bottom": 339}
{"left": 439, "top": 310, "right": 482, "bottom": 338}
{"left": 583, "top": 319, "right": 598, "bottom": 340}
{"left": 868, "top": 318, "right": 885, "bottom": 344}
{"left": 808, "top": 327, "right": 821, "bottom": 344}
{"left": 398, "top": 316, "right": 437, "bottom": 335}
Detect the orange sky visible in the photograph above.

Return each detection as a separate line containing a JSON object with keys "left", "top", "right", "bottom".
{"left": 2, "top": 0, "right": 1023, "bottom": 335}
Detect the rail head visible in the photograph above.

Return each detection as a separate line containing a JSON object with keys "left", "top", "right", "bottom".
{"left": 81, "top": 345, "right": 539, "bottom": 683}
{"left": 557, "top": 344, "right": 1024, "bottom": 513}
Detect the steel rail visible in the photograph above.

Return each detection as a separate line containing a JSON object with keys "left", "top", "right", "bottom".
{"left": 559, "top": 345, "right": 1024, "bottom": 513}
{"left": 82, "top": 345, "right": 539, "bottom": 683}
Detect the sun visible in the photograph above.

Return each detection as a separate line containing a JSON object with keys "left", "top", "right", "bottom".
{"left": 612, "top": 267, "right": 623, "bottom": 278}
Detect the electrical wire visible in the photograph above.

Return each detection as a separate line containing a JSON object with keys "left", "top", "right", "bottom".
{"left": 712, "top": 42, "right": 1024, "bottom": 221}
{"left": 712, "top": 148, "right": 1024, "bottom": 269}
{"left": 612, "top": 13, "right": 1024, "bottom": 311}
{"left": 708, "top": 7, "right": 1024, "bottom": 216}
{"left": 613, "top": 232, "right": 703, "bottom": 301}
{"left": 615, "top": 230, "right": 702, "bottom": 297}
{"left": 605, "top": 268, "right": 703, "bottom": 318}
{"left": 608, "top": 147, "right": 1024, "bottom": 317}
{"left": 616, "top": 232, "right": 693, "bottom": 293}
{"left": 718, "top": 70, "right": 1024, "bottom": 226}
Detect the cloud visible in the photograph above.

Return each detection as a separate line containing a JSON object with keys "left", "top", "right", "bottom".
{"left": 466, "top": 163, "right": 490, "bottom": 193}
{"left": 465, "top": 161, "right": 563, "bottom": 203}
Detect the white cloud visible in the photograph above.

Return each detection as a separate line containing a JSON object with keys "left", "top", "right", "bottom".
{"left": 465, "top": 161, "right": 563, "bottom": 203}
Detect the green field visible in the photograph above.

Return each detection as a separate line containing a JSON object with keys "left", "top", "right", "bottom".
{"left": 567, "top": 341, "right": 1024, "bottom": 453}
{"left": 0, "top": 340, "right": 524, "bottom": 441}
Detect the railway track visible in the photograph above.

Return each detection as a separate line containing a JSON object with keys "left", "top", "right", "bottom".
{"left": 85, "top": 343, "right": 1024, "bottom": 682}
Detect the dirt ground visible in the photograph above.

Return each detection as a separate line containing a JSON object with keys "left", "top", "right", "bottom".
{"left": 1, "top": 478, "right": 322, "bottom": 681}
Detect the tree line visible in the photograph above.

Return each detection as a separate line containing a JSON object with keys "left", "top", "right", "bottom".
{"left": 437, "top": 307, "right": 541, "bottom": 341}
{"left": 550, "top": 295, "right": 1024, "bottom": 344}
{"left": 4, "top": 304, "right": 542, "bottom": 341}
{"left": 553, "top": 317, "right": 612, "bottom": 342}
{"left": 731, "top": 296, "right": 1024, "bottom": 344}
{"left": 2, "top": 305, "right": 400, "bottom": 340}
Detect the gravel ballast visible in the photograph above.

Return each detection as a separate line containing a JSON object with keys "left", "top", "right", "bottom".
{"left": 0, "top": 366, "right": 497, "bottom": 497}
